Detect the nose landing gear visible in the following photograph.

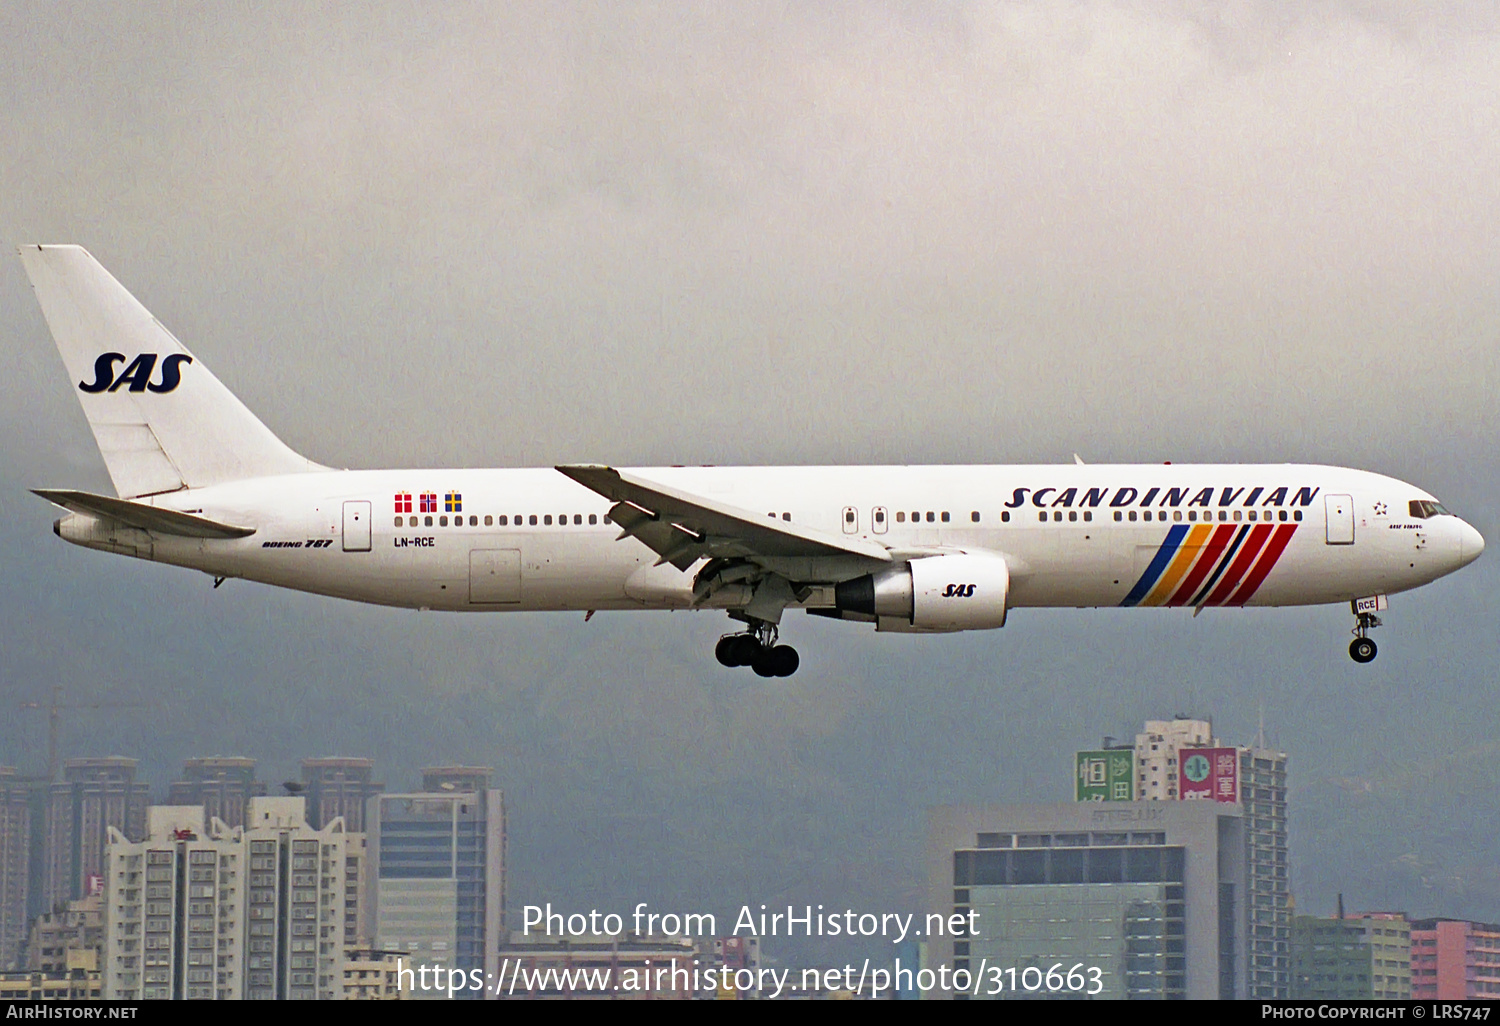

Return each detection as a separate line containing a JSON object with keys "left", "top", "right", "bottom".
{"left": 1349, "top": 608, "right": 1381, "bottom": 664}
{"left": 715, "top": 620, "right": 800, "bottom": 677}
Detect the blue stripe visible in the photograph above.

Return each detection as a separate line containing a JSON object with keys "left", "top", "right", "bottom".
{"left": 1121, "top": 524, "right": 1189, "bottom": 607}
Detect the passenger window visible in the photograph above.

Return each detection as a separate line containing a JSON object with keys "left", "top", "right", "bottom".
{"left": 544, "top": 515, "right": 552, "bottom": 525}
{"left": 782, "top": 513, "right": 790, "bottom": 521}
{"left": 876, "top": 510, "right": 887, "bottom": 524}
{"left": 589, "top": 514, "right": 597, "bottom": 525}
{"left": 1114, "top": 511, "right": 1122, "bottom": 522}
{"left": 926, "top": 512, "right": 935, "bottom": 523}
{"left": 1233, "top": 511, "right": 1242, "bottom": 522}
{"left": 603, "top": 516, "right": 612, "bottom": 525}
{"left": 1218, "top": 511, "right": 1228, "bottom": 522}
{"left": 394, "top": 516, "right": 403, "bottom": 527}
{"left": 1173, "top": 510, "right": 1182, "bottom": 522}
{"left": 529, "top": 515, "right": 538, "bottom": 526}
{"left": 768, "top": 512, "right": 776, "bottom": 518}
{"left": 440, "top": 515, "right": 448, "bottom": 526}
{"left": 1278, "top": 510, "right": 1287, "bottom": 522}
{"left": 1038, "top": 511, "right": 1047, "bottom": 523}
{"left": 896, "top": 511, "right": 906, "bottom": 523}
{"left": 485, "top": 515, "right": 493, "bottom": 526}
{"left": 1188, "top": 510, "right": 1197, "bottom": 522}
{"left": 1053, "top": 511, "right": 1062, "bottom": 522}
{"left": 1128, "top": 511, "right": 1137, "bottom": 522}
{"left": 1247, "top": 510, "right": 1256, "bottom": 522}
{"left": 1083, "top": 511, "right": 1092, "bottom": 522}
{"left": 845, "top": 510, "right": 855, "bottom": 524}
{"left": 424, "top": 516, "right": 433, "bottom": 527}
{"left": 1001, "top": 511, "right": 1011, "bottom": 523}
{"left": 941, "top": 511, "right": 950, "bottom": 523}
{"left": 970, "top": 511, "right": 980, "bottom": 523}
{"left": 574, "top": 514, "right": 582, "bottom": 525}
{"left": 1294, "top": 511, "right": 1302, "bottom": 522}
{"left": 1068, "top": 511, "right": 1077, "bottom": 522}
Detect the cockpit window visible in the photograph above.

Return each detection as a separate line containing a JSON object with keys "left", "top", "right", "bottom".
{"left": 1409, "top": 499, "right": 1451, "bottom": 519}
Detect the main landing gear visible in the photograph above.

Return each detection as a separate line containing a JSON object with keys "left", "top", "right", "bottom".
{"left": 715, "top": 621, "right": 800, "bottom": 678}
{"left": 1349, "top": 610, "right": 1381, "bottom": 664}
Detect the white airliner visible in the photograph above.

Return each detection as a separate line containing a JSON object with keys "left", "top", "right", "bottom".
{"left": 21, "top": 246, "right": 1485, "bottom": 676}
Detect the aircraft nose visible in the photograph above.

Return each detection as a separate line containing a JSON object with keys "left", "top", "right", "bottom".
{"left": 1458, "top": 519, "right": 1485, "bottom": 567}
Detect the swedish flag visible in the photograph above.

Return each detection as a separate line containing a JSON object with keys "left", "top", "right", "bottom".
{"left": 445, "top": 492, "right": 462, "bottom": 513}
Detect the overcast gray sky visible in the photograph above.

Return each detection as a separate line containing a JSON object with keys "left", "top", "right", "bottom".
{"left": 2, "top": 2, "right": 1498, "bottom": 953}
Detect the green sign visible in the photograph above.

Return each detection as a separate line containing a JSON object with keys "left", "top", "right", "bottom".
{"left": 1076, "top": 749, "right": 1135, "bottom": 802}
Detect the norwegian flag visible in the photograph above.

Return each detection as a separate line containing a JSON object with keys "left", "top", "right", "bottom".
{"left": 419, "top": 492, "right": 438, "bottom": 514}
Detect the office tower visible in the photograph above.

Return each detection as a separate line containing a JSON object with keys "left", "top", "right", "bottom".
{"left": 1410, "top": 919, "right": 1500, "bottom": 999}
{"left": 301, "top": 758, "right": 383, "bottom": 832}
{"left": 104, "top": 798, "right": 349, "bottom": 1000}
{"left": 372, "top": 767, "right": 504, "bottom": 995}
{"left": 1292, "top": 912, "right": 1411, "bottom": 999}
{"left": 929, "top": 801, "right": 1248, "bottom": 1000}
{"left": 1078, "top": 717, "right": 1290, "bottom": 997}
{"left": 0, "top": 769, "right": 31, "bottom": 970}
{"left": 166, "top": 757, "right": 266, "bottom": 830}
{"left": 42, "top": 758, "right": 149, "bottom": 915}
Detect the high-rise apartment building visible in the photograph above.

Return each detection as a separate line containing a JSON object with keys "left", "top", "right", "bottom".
{"left": 1411, "top": 919, "right": 1500, "bottom": 999}
{"left": 0, "top": 769, "right": 32, "bottom": 970}
{"left": 23, "top": 896, "right": 103, "bottom": 974}
{"left": 301, "top": 758, "right": 383, "bottom": 833}
{"left": 1078, "top": 717, "right": 1291, "bottom": 997}
{"left": 1292, "top": 912, "right": 1410, "bottom": 999}
{"left": 42, "top": 759, "right": 149, "bottom": 916}
{"left": 103, "top": 798, "right": 350, "bottom": 1000}
{"left": 372, "top": 768, "right": 504, "bottom": 995}
{"left": 166, "top": 758, "right": 266, "bottom": 830}
{"left": 300, "top": 758, "right": 382, "bottom": 948}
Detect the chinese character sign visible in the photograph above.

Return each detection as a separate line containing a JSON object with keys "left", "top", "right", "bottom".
{"left": 1076, "top": 750, "right": 1135, "bottom": 802}
{"left": 1179, "top": 746, "right": 1239, "bottom": 804}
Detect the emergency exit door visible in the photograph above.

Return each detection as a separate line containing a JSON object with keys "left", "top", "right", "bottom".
{"left": 343, "top": 500, "right": 372, "bottom": 551}
{"left": 1325, "top": 494, "right": 1354, "bottom": 545}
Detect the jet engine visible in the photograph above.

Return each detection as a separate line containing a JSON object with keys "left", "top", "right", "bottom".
{"left": 832, "top": 553, "right": 1010, "bottom": 631}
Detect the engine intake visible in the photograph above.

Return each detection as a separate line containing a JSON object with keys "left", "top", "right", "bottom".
{"left": 834, "top": 553, "right": 1010, "bottom": 631}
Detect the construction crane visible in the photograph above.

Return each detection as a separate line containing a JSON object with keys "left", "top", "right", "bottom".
{"left": 18, "top": 684, "right": 154, "bottom": 783}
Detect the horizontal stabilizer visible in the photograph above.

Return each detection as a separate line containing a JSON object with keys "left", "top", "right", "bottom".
{"left": 33, "top": 489, "right": 255, "bottom": 539}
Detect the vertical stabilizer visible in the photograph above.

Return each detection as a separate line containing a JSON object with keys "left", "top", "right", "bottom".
{"left": 20, "top": 245, "right": 323, "bottom": 497}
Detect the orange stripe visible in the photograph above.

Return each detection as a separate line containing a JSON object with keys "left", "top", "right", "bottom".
{"left": 1166, "top": 524, "right": 1238, "bottom": 606}
{"left": 1143, "top": 524, "right": 1214, "bottom": 605}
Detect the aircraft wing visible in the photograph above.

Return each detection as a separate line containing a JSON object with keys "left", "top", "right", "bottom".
{"left": 556, "top": 465, "right": 893, "bottom": 571}
{"left": 33, "top": 488, "right": 256, "bottom": 539}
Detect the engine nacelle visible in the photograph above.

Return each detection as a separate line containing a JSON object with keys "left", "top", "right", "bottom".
{"left": 833, "top": 553, "right": 1010, "bottom": 631}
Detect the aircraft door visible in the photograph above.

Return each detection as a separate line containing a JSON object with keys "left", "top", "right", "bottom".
{"left": 470, "top": 549, "right": 521, "bottom": 604}
{"left": 872, "top": 507, "right": 888, "bottom": 534}
{"left": 1325, "top": 494, "right": 1354, "bottom": 545}
{"left": 342, "top": 500, "right": 372, "bottom": 552}
{"left": 842, "top": 506, "right": 858, "bottom": 534}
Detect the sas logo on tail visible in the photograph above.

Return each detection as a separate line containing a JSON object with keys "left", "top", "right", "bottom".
{"left": 942, "top": 583, "right": 977, "bottom": 598}
{"left": 79, "top": 353, "right": 192, "bottom": 394}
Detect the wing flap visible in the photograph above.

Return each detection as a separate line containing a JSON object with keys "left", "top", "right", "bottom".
{"left": 33, "top": 488, "right": 255, "bottom": 539}
{"left": 557, "top": 464, "right": 892, "bottom": 569}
